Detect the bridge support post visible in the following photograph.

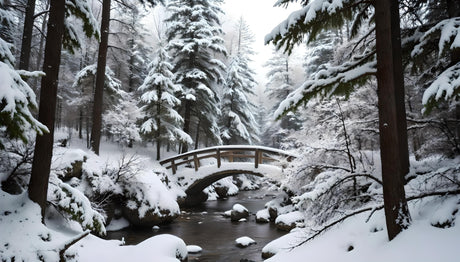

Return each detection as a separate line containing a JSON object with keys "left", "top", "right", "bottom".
{"left": 255, "top": 149, "right": 260, "bottom": 168}
{"left": 193, "top": 153, "right": 200, "bottom": 171}
{"left": 216, "top": 148, "right": 221, "bottom": 168}
{"left": 171, "top": 159, "right": 176, "bottom": 174}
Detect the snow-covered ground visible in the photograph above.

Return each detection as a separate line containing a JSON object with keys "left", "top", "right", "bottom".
{"left": 264, "top": 190, "right": 460, "bottom": 262}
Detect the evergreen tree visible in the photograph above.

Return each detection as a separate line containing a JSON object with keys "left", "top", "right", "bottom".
{"left": 220, "top": 17, "right": 259, "bottom": 145}
{"left": 165, "top": 0, "right": 227, "bottom": 152}
{"left": 139, "top": 43, "right": 193, "bottom": 160}
{"left": 220, "top": 55, "right": 259, "bottom": 145}
{"left": 263, "top": 50, "right": 302, "bottom": 148}
{"left": 0, "top": 2, "right": 47, "bottom": 149}
{"left": 266, "top": 0, "right": 411, "bottom": 240}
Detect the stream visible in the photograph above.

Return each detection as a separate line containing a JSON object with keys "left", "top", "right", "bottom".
{"left": 106, "top": 189, "right": 286, "bottom": 261}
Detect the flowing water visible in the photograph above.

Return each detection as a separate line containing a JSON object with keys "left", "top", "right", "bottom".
{"left": 106, "top": 190, "right": 286, "bottom": 261}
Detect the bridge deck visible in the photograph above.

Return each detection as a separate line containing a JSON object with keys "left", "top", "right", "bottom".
{"left": 159, "top": 145, "right": 296, "bottom": 174}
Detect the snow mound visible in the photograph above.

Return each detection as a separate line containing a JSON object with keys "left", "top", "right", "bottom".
{"left": 187, "top": 245, "right": 202, "bottom": 253}
{"left": 236, "top": 236, "right": 256, "bottom": 247}
{"left": 233, "top": 203, "right": 248, "bottom": 212}
{"left": 275, "top": 211, "right": 304, "bottom": 225}
{"left": 256, "top": 209, "right": 270, "bottom": 223}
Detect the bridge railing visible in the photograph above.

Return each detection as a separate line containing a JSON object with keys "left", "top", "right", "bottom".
{"left": 159, "top": 145, "right": 296, "bottom": 174}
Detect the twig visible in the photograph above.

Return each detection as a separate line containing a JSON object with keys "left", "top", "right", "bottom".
{"left": 59, "top": 231, "right": 90, "bottom": 262}
{"left": 293, "top": 189, "right": 460, "bottom": 248}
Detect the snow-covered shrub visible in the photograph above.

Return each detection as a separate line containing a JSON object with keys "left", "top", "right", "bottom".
{"left": 0, "top": 190, "right": 90, "bottom": 262}
{"left": 103, "top": 92, "right": 141, "bottom": 147}
{"left": 0, "top": 134, "right": 35, "bottom": 194}
{"left": 49, "top": 174, "right": 106, "bottom": 236}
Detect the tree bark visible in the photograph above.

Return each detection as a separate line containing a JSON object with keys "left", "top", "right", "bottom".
{"left": 194, "top": 118, "right": 201, "bottom": 150}
{"left": 181, "top": 100, "right": 191, "bottom": 153}
{"left": 19, "top": 0, "right": 36, "bottom": 70}
{"left": 90, "top": 0, "right": 111, "bottom": 155}
{"left": 28, "top": 0, "right": 66, "bottom": 218}
{"left": 446, "top": 0, "right": 460, "bottom": 151}
{"left": 374, "top": 0, "right": 411, "bottom": 241}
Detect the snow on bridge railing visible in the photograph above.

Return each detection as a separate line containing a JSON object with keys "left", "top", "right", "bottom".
{"left": 159, "top": 145, "right": 297, "bottom": 174}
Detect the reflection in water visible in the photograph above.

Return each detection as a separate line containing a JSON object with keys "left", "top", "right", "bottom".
{"left": 106, "top": 190, "right": 286, "bottom": 262}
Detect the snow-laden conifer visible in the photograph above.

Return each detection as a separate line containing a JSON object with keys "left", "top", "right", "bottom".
{"left": 220, "top": 18, "right": 259, "bottom": 145}
{"left": 139, "top": 43, "right": 192, "bottom": 159}
{"left": 220, "top": 55, "right": 259, "bottom": 145}
{"left": 165, "top": 0, "right": 227, "bottom": 150}
{"left": 0, "top": 24, "right": 47, "bottom": 148}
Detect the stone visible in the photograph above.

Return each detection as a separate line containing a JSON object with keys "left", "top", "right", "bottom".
{"left": 122, "top": 205, "right": 178, "bottom": 227}
{"left": 214, "top": 186, "right": 229, "bottom": 198}
{"left": 230, "top": 204, "right": 249, "bottom": 222}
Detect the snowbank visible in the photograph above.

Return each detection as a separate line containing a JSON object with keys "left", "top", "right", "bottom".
{"left": 0, "top": 190, "right": 188, "bottom": 262}
{"left": 264, "top": 196, "right": 460, "bottom": 262}
{"left": 72, "top": 234, "right": 187, "bottom": 262}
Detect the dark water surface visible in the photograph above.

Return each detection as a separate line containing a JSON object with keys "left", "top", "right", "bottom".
{"left": 106, "top": 190, "right": 286, "bottom": 261}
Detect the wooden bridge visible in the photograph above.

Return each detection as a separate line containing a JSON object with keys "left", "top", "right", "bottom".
{"left": 159, "top": 145, "right": 296, "bottom": 205}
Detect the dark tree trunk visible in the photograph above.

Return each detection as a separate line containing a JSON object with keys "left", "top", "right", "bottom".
{"left": 32, "top": 2, "right": 49, "bottom": 93}
{"left": 78, "top": 108, "right": 83, "bottom": 139}
{"left": 194, "top": 119, "right": 201, "bottom": 150}
{"left": 375, "top": 0, "right": 411, "bottom": 241}
{"left": 181, "top": 100, "right": 192, "bottom": 153}
{"left": 446, "top": 0, "right": 460, "bottom": 150}
{"left": 156, "top": 87, "right": 162, "bottom": 161}
{"left": 19, "top": 0, "right": 36, "bottom": 70}
{"left": 90, "top": 0, "right": 111, "bottom": 155}
{"left": 28, "top": 0, "right": 66, "bottom": 218}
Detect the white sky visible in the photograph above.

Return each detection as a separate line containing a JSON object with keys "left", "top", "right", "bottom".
{"left": 221, "top": 0, "right": 302, "bottom": 86}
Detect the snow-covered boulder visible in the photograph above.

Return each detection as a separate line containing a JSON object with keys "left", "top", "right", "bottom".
{"left": 231, "top": 204, "right": 249, "bottom": 222}
{"left": 256, "top": 209, "right": 271, "bottom": 223}
{"left": 275, "top": 211, "right": 305, "bottom": 231}
{"left": 235, "top": 236, "right": 256, "bottom": 248}
{"left": 137, "top": 234, "right": 187, "bottom": 261}
{"left": 122, "top": 172, "right": 180, "bottom": 227}
{"left": 214, "top": 185, "right": 229, "bottom": 198}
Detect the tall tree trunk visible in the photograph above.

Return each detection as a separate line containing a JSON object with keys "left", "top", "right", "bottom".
{"left": 446, "top": 0, "right": 460, "bottom": 151}
{"left": 19, "top": 0, "right": 36, "bottom": 70}
{"left": 194, "top": 118, "right": 201, "bottom": 150}
{"left": 78, "top": 109, "right": 83, "bottom": 139}
{"left": 32, "top": 2, "right": 49, "bottom": 93}
{"left": 375, "top": 0, "right": 411, "bottom": 241}
{"left": 28, "top": 0, "right": 66, "bottom": 218}
{"left": 156, "top": 87, "right": 162, "bottom": 160}
{"left": 90, "top": 0, "right": 111, "bottom": 155}
{"left": 181, "top": 100, "right": 191, "bottom": 153}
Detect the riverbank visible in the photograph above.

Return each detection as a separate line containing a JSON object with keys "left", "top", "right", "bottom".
{"left": 106, "top": 190, "right": 287, "bottom": 261}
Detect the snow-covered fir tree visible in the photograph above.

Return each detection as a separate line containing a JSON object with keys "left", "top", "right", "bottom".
{"left": 220, "top": 17, "right": 259, "bottom": 145}
{"left": 263, "top": 49, "right": 302, "bottom": 148}
{"left": 69, "top": 63, "right": 123, "bottom": 147}
{"left": 165, "top": 0, "right": 227, "bottom": 151}
{"left": 139, "top": 42, "right": 193, "bottom": 160}
{"left": 0, "top": 4, "right": 46, "bottom": 148}
{"left": 103, "top": 91, "right": 141, "bottom": 147}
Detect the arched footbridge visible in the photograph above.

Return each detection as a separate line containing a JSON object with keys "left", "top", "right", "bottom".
{"left": 159, "top": 145, "right": 297, "bottom": 205}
